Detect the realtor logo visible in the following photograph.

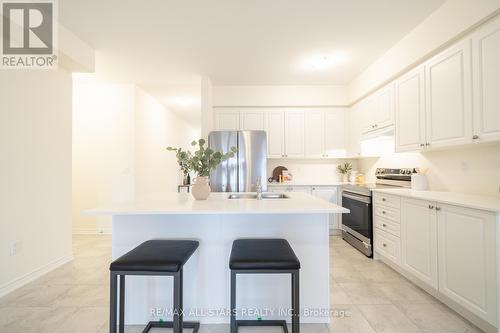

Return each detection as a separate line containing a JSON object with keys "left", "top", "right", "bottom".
{"left": 1, "top": 0, "right": 58, "bottom": 68}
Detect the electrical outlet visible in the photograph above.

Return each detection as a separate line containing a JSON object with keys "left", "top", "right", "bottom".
{"left": 10, "top": 241, "right": 22, "bottom": 256}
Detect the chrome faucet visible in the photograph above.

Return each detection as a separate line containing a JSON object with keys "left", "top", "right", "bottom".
{"left": 255, "top": 178, "right": 263, "bottom": 200}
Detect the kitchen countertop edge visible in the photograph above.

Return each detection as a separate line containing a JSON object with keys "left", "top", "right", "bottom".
{"left": 371, "top": 188, "right": 500, "bottom": 213}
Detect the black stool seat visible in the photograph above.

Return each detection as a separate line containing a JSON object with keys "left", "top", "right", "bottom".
{"left": 230, "top": 239, "right": 300, "bottom": 270}
{"left": 109, "top": 239, "right": 200, "bottom": 333}
{"left": 110, "top": 240, "right": 199, "bottom": 272}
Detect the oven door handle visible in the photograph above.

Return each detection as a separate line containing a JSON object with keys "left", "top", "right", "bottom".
{"left": 342, "top": 192, "right": 371, "bottom": 204}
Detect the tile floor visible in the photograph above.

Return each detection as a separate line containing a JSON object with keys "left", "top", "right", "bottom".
{"left": 0, "top": 235, "right": 483, "bottom": 333}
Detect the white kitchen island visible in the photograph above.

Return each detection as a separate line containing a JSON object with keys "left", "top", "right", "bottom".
{"left": 86, "top": 192, "right": 348, "bottom": 326}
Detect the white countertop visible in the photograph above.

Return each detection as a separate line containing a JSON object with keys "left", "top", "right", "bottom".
{"left": 268, "top": 181, "right": 345, "bottom": 187}
{"left": 85, "top": 192, "right": 349, "bottom": 216}
{"left": 372, "top": 188, "right": 500, "bottom": 213}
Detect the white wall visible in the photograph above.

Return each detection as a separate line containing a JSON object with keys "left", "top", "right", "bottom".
{"left": 134, "top": 88, "right": 199, "bottom": 201}
{"left": 72, "top": 75, "right": 200, "bottom": 234}
{"left": 201, "top": 77, "right": 214, "bottom": 138}
{"left": 267, "top": 159, "right": 358, "bottom": 184}
{"left": 349, "top": 0, "right": 500, "bottom": 102}
{"left": 72, "top": 75, "right": 136, "bottom": 234}
{"left": 0, "top": 69, "right": 73, "bottom": 296}
{"left": 213, "top": 85, "right": 348, "bottom": 107}
{"left": 358, "top": 144, "right": 500, "bottom": 196}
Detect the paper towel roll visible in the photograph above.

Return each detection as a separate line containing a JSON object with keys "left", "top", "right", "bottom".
{"left": 411, "top": 173, "right": 429, "bottom": 190}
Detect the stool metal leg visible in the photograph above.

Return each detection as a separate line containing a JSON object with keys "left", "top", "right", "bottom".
{"left": 109, "top": 273, "right": 118, "bottom": 333}
{"left": 119, "top": 275, "right": 125, "bottom": 333}
{"left": 230, "top": 271, "right": 238, "bottom": 333}
{"left": 173, "top": 270, "right": 183, "bottom": 333}
{"left": 230, "top": 271, "right": 237, "bottom": 333}
{"left": 291, "top": 270, "right": 300, "bottom": 333}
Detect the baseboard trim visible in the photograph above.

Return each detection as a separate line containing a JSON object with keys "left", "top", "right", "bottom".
{"left": 72, "top": 227, "right": 112, "bottom": 235}
{"left": 0, "top": 254, "right": 74, "bottom": 298}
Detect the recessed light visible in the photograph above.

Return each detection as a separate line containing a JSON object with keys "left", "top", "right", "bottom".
{"left": 301, "top": 52, "right": 349, "bottom": 71}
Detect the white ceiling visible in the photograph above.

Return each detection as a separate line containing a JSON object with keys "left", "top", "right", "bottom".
{"left": 60, "top": 0, "right": 445, "bottom": 86}
{"left": 60, "top": 0, "right": 445, "bottom": 122}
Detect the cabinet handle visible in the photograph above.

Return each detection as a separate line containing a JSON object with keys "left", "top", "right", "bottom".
{"left": 425, "top": 142, "right": 430, "bottom": 146}
{"left": 472, "top": 135, "right": 479, "bottom": 140}
{"left": 382, "top": 224, "right": 387, "bottom": 227}
{"left": 435, "top": 207, "right": 441, "bottom": 211}
{"left": 382, "top": 198, "right": 386, "bottom": 201}
{"left": 382, "top": 210, "right": 386, "bottom": 214}
{"left": 428, "top": 205, "right": 434, "bottom": 209}
{"left": 382, "top": 243, "right": 387, "bottom": 247}
{"left": 420, "top": 143, "right": 425, "bottom": 147}
{"left": 325, "top": 154, "right": 328, "bottom": 157}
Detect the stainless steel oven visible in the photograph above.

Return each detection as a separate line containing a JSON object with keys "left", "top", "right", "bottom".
{"left": 340, "top": 168, "right": 417, "bottom": 257}
{"left": 341, "top": 191, "right": 373, "bottom": 257}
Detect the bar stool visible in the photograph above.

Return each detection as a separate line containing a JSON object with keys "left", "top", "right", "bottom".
{"left": 229, "top": 238, "right": 301, "bottom": 333}
{"left": 109, "top": 239, "right": 200, "bottom": 333}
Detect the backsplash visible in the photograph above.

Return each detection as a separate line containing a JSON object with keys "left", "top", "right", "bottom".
{"left": 358, "top": 143, "right": 500, "bottom": 196}
{"left": 267, "top": 159, "right": 359, "bottom": 184}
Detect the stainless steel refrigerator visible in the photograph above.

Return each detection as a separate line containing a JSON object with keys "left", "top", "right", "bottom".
{"left": 208, "top": 130, "right": 267, "bottom": 192}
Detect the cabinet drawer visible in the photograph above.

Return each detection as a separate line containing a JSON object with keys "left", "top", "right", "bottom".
{"left": 375, "top": 216, "right": 400, "bottom": 237}
{"left": 375, "top": 206, "right": 400, "bottom": 223}
{"left": 375, "top": 229, "right": 401, "bottom": 265}
{"left": 374, "top": 193, "right": 400, "bottom": 209}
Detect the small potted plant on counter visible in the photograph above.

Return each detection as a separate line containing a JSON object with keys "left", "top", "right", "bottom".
{"left": 337, "top": 162, "right": 352, "bottom": 183}
{"left": 167, "top": 139, "right": 236, "bottom": 200}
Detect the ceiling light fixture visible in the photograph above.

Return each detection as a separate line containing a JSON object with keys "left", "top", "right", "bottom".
{"left": 302, "top": 52, "right": 349, "bottom": 71}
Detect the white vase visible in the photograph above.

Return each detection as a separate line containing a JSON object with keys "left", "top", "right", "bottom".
{"left": 342, "top": 174, "right": 349, "bottom": 183}
{"left": 192, "top": 176, "right": 211, "bottom": 200}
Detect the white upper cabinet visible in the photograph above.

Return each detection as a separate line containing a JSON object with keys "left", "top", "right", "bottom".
{"left": 395, "top": 65, "right": 426, "bottom": 152}
{"left": 324, "top": 109, "right": 346, "bottom": 158}
{"left": 305, "top": 110, "right": 325, "bottom": 158}
{"left": 471, "top": 15, "right": 500, "bottom": 143}
{"left": 361, "top": 84, "right": 395, "bottom": 133}
{"left": 425, "top": 39, "right": 473, "bottom": 149}
{"left": 361, "top": 95, "right": 378, "bottom": 133}
{"left": 437, "top": 204, "right": 497, "bottom": 325}
{"left": 305, "top": 108, "right": 346, "bottom": 158}
{"left": 266, "top": 110, "right": 285, "bottom": 158}
{"left": 401, "top": 198, "right": 438, "bottom": 290}
{"left": 215, "top": 109, "right": 240, "bottom": 130}
{"left": 239, "top": 109, "right": 266, "bottom": 131}
{"left": 376, "top": 83, "right": 395, "bottom": 129}
{"left": 346, "top": 103, "right": 362, "bottom": 157}
{"left": 284, "top": 110, "right": 305, "bottom": 158}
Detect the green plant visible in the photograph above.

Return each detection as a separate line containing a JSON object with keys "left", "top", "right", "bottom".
{"left": 170, "top": 147, "right": 191, "bottom": 176}
{"left": 167, "top": 139, "right": 237, "bottom": 177}
{"left": 336, "top": 162, "right": 353, "bottom": 175}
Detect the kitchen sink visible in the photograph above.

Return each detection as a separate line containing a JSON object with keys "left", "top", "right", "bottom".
{"left": 228, "top": 193, "right": 290, "bottom": 199}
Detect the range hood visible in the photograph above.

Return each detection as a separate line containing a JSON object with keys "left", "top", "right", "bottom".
{"left": 360, "top": 125, "right": 395, "bottom": 157}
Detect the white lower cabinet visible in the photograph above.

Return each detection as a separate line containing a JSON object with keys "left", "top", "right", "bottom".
{"left": 268, "top": 185, "right": 341, "bottom": 233}
{"left": 374, "top": 229, "right": 401, "bottom": 265}
{"left": 400, "top": 198, "right": 438, "bottom": 289}
{"left": 311, "top": 186, "right": 340, "bottom": 231}
{"left": 437, "top": 204, "right": 497, "bottom": 325}
{"left": 375, "top": 195, "right": 498, "bottom": 328}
